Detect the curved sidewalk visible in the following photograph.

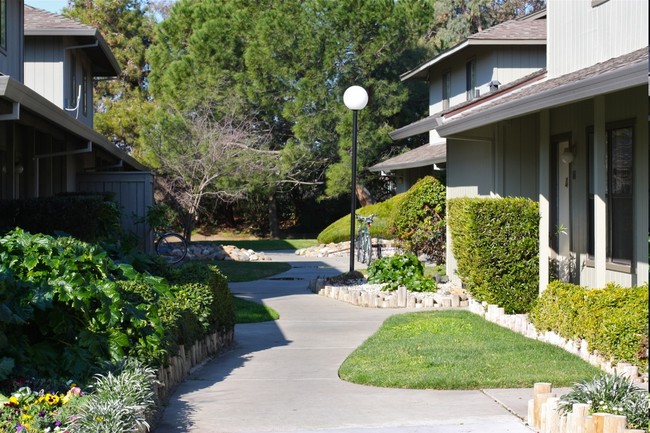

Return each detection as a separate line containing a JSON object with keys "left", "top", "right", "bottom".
{"left": 152, "top": 252, "right": 535, "bottom": 433}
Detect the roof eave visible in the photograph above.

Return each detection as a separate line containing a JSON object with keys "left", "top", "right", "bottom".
{"left": 0, "top": 76, "right": 146, "bottom": 171}
{"left": 25, "top": 29, "right": 120, "bottom": 77}
{"left": 369, "top": 156, "right": 446, "bottom": 172}
{"left": 437, "top": 61, "right": 647, "bottom": 137}
{"left": 389, "top": 115, "right": 443, "bottom": 140}
{"left": 400, "top": 39, "right": 545, "bottom": 81}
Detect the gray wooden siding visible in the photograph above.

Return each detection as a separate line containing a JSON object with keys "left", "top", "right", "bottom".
{"left": 25, "top": 36, "right": 95, "bottom": 129}
{"left": 24, "top": 37, "right": 65, "bottom": 108}
{"left": 447, "top": 137, "right": 495, "bottom": 199}
{"left": 429, "top": 46, "right": 546, "bottom": 114}
{"left": 0, "top": 0, "right": 24, "bottom": 79}
{"left": 547, "top": 0, "right": 648, "bottom": 78}
{"left": 77, "top": 172, "right": 154, "bottom": 251}
{"left": 498, "top": 114, "right": 539, "bottom": 199}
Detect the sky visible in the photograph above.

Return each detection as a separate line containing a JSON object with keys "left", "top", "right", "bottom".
{"left": 25, "top": 1, "right": 68, "bottom": 13}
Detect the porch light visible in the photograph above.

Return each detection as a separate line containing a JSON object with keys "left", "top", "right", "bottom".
{"left": 561, "top": 148, "right": 574, "bottom": 164}
{"left": 343, "top": 85, "right": 368, "bottom": 273}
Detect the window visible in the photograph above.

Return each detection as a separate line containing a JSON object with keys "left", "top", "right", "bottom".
{"left": 70, "top": 54, "right": 77, "bottom": 109}
{"left": 587, "top": 123, "right": 634, "bottom": 265}
{"left": 442, "top": 71, "right": 451, "bottom": 110}
{"left": 0, "top": 0, "right": 6, "bottom": 51}
{"left": 82, "top": 71, "right": 88, "bottom": 116}
{"left": 465, "top": 59, "right": 476, "bottom": 101}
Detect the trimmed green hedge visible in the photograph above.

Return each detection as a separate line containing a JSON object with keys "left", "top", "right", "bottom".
{"left": 0, "top": 193, "right": 121, "bottom": 242}
{"left": 316, "top": 193, "right": 406, "bottom": 244}
{"left": 529, "top": 281, "right": 648, "bottom": 370}
{"left": 448, "top": 197, "right": 539, "bottom": 314}
{"left": 392, "top": 176, "right": 446, "bottom": 263}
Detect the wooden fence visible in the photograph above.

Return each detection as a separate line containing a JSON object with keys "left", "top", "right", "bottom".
{"left": 155, "top": 329, "right": 234, "bottom": 403}
{"left": 527, "top": 383, "right": 645, "bottom": 433}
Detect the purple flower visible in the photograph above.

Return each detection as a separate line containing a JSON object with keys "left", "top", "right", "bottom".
{"left": 15, "top": 423, "right": 25, "bottom": 433}
{"left": 55, "top": 420, "right": 63, "bottom": 427}
{"left": 39, "top": 410, "right": 46, "bottom": 417}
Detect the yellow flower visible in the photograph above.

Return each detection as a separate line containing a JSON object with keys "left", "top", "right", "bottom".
{"left": 44, "top": 393, "right": 60, "bottom": 405}
{"left": 21, "top": 414, "right": 33, "bottom": 421}
{"left": 8, "top": 396, "right": 18, "bottom": 405}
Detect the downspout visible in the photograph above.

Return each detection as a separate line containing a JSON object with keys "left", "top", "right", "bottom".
{"left": 64, "top": 42, "right": 99, "bottom": 118}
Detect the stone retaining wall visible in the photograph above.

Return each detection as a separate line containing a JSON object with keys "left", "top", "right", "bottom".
{"left": 309, "top": 278, "right": 469, "bottom": 309}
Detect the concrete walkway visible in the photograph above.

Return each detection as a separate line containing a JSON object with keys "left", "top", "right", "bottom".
{"left": 153, "top": 252, "right": 537, "bottom": 433}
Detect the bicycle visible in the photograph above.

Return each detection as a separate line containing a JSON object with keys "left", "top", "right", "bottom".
{"left": 153, "top": 228, "right": 188, "bottom": 264}
{"left": 355, "top": 213, "right": 376, "bottom": 264}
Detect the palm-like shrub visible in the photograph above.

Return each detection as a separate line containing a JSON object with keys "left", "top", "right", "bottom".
{"left": 559, "top": 374, "right": 648, "bottom": 430}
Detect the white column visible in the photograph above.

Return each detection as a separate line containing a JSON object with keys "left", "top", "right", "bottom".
{"left": 593, "top": 96, "right": 607, "bottom": 287}
{"left": 538, "top": 110, "right": 550, "bottom": 293}
{"left": 634, "top": 93, "right": 649, "bottom": 285}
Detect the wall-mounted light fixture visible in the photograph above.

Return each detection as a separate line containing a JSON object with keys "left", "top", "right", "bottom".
{"left": 560, "top": 148, "right": 575, "bottom": 164}
{"left": 15, "top": 163, "right": 24, "bottom": 174}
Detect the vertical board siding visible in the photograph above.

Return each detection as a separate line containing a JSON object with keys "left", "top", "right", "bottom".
{"left": 548, "top": 0, "right": 648, "bottom": 78}
{"left": 77, "top": 172, "right": 154, "bottom": 251}
{"left": 24, "top": 37, "right": 64, "bottom": 108}
{"left": 0, "top": 0, "right": 24, "bottom": 79}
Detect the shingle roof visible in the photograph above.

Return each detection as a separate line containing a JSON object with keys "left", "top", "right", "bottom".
{"left": 369, "top": 144, "right": 446, "bottom": 172}
{"left": 24, "top": 5, "right": 96, "bottom": 35}
{"left": 401, "top": 11, "right": 546, "bottom": 81}
{"left": 23, "top": 5, "right": 120, "bottom": 77}
{"left": 468, "top": 19, "right": 546, "bottom": 41}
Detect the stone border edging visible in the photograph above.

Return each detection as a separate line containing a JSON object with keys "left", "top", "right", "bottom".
{"left": 309, "top": 278, "right": 469, "bottom": 309}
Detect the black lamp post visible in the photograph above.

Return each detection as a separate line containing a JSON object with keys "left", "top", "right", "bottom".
{"left": 343, "top": 85, "right": 368, "bottom": 273}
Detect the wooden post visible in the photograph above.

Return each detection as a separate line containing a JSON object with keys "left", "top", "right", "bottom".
{"left": 570, "top": 403, "right": 591, "bottom": 433}
{"left": 533, "top": 382, "right": 554, "bottom": 431}
{"left": 585, "top": 416, "right": 596, "bottom": 433}
{"left": 545, "top": 397, "right": 560, "bottom": 433}
{"left": 602, "top": 414, "right": 626, "bottom": 433}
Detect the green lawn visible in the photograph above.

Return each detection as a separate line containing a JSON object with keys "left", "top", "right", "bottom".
{"left": 339, "top": 310, "right": 602, "bottom": 389}
{"left": 196, "top": 239, "right": 318, "bottom": 251}
{"left": 209, "top": 259, "right": 290, "bottom": 323}
{"left": 233, "top": 296, "right": 280, "bottom": 323}
{"left": 212, "top": 261, "right": 292, "bottom": 282}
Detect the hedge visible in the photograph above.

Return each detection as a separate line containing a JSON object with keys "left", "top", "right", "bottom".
{"left": 0, "top": 193, "right": 121, "bottom": 242}
{"left": 391, "top": 176, "right": 446, "bottom": 263}
{"left": 316, "top": 193, "right": 406, "bottom": 244}
{"left": 447, "top": 197, "right": 539, "bottom": 314}
{"left": 529, "top": 281, "right": 648, "bottom": 370}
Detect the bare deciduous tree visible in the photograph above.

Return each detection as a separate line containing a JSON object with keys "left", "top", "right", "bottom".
{"left": 145, "top": 102, "right": 279, "bottom": 240}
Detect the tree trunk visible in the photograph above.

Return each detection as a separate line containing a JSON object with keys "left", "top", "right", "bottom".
{"left": 356, "top": 183, "right": 376, "bottom": 207}
{"left": 268, "top": 193, "right": 279, "bottom": 238}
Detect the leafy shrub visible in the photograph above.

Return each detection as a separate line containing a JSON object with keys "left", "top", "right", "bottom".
{"left": 368, "top": 253, "right": 436, "bottom": 292}
{"left": 316, "top": 193, "right": 406, "bottom": 244}
{"left": 0, "top": 358, "right": 158, "bottom": 433}
{"left": 0, "top": 193, "right": 121, "bottom": 242}
{"left": 164, "top": 261, "right": 235, "bottom": 335}
{"left": 0, "top": 229, "right": 173, "bottom": 381}
{"left": 559, "top": 374, "right": 648, "bottom": 430}
{"left": 447, "top": 197, "right": 539, "bottom": 314}
{"left": 529, "top": 281, "right": 648, "bottom": 369}
{"left": 392, "top": 176, "right": 446, "bottom": 263}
